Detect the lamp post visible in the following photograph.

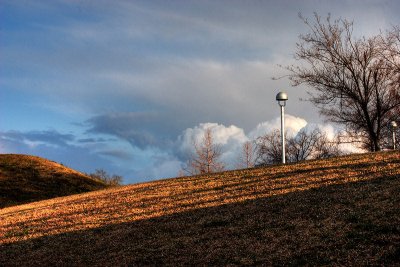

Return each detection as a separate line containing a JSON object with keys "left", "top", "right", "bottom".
{"left": 390, "top": 121, "right": 398, "bottom": 150}
{"left": 276, "top": 92, "right": 288, "bottom": 164}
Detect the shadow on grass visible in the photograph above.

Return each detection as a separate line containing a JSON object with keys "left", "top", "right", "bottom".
{"left": 1, "top": 174, "right": 400, "bottom": 266}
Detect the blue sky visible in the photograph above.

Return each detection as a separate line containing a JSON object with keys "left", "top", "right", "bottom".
{"left": 1, "top": 0, "right": 400, "bottom": 184}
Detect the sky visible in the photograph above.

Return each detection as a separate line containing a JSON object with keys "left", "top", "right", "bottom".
{"left": 1, "top": 0, "right": 400, "bottom": 184}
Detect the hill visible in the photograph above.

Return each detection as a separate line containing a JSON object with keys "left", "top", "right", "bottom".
{"left": 0, "top": 154, "right": 107, "bottom": 208}
{"left": 1, "top": 151, "right": 400, "bottom": 265}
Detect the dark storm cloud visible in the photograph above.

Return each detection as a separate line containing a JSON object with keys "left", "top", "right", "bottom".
{"left": 97, "top": 149, "right": 134, "bottom": 161}
{"left": 0, "top": 130, "right": 75, "bottom": 147}
{"left": 6, "top": 0, "right": 399, "bottom": 134}
{"left": 85, "top": 112, "right": 178, "bottom": 150}
{"left": 77, "top": 137, "right": 114, "bottom": 143}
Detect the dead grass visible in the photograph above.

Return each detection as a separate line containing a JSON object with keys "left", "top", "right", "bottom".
{"left": 1, "top": 151, "right": 400, "bottom": 266}
{"left": 0, "top": 154, "right": 107, "bottom": 208}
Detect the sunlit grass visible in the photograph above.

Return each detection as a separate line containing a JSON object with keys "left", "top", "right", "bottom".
{"left": 1, "top": 151, "right": 399, "bottom": 265}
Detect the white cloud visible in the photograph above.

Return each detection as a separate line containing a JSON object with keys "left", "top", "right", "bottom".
{"left": 249, "top": 115, "right": 308, "bottom": 139}
{"left": 177, "top": 122, "right": 247, "bottom": 157}
{"left": 176, "top": 115, "right": 307, "bottom": 170}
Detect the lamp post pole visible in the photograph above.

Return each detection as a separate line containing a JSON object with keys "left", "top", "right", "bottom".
{"left": 280, "top": 104, "right": 285, "bottom": 164}
{"left": 276, "top": 92, "right": 288, "bottom": 164}
{"left": 391, "top": 121, "right": 398, "bottom": 150}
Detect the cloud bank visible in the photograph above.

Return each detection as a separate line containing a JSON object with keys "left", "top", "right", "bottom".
{"left": 0, "top": 113, "right": 364, "bottom": 183}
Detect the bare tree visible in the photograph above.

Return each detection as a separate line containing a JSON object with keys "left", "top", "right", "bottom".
{"left": 236, "top": 141, "right": 256, "bottom": 169}
{"left": 183, "top": 128, "right": 225, "bottom": 175}
{"left": 313, "top": 131, "right": 342, "bottom": 159}
{"left": 254, "top": 129, "right": 284, "bottom": 165}
{"left": 286, "top": 14, "right": 400, "bottom": 151}
{"left": 88, "top": 169, "right": 123, "bottom": 186}
{"left": 287, "top": 128, "right": 320, "bottom": 162}
{"left": 287, "top": 128, "right": 342, "bottom": 161}
{"left": 255, "top": 127, "right": 343, "bottom": 165}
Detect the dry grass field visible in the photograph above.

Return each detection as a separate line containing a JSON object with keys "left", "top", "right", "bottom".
{"left": 1, "top": 151, "right": 400, "bottom": 266}
{"left": 0, "top": 154, "right": 107, "bottom": 208}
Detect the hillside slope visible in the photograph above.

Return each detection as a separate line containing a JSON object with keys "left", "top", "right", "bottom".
{"left": 1, "top": 151, "right": 400, "bottom": 265}
{"left": 0, "top": 154, "right": 107, "bottom": 208}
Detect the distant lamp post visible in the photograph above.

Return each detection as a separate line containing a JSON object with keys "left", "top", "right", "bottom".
{"left": 276, "top": 92, "right": 288, "bottom": 164}
{"left": 390, "top": 121, "right": 398, "bottom": 150}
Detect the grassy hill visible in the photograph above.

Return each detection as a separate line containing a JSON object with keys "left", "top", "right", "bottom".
{"left": 0, "top": 154, "right": 107, "bottom": 208}
{"left": 1, "top": 151, "right": 400, "bottom": 266}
